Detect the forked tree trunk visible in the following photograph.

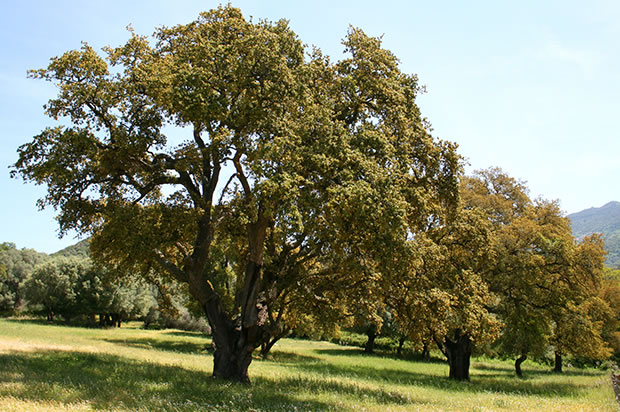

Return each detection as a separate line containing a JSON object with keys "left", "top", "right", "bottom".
{"left": 445, "top": 331, "right": 471, "bottom": 381}
{"left": 515, "top": 352, "right": 527, "bottom": 377}
{"left": 194, "top": 219, "right": 270, "bottom": 383}
{"left": 553, "top": 351, "right": 563, "bottom": 373}
{"left": 176, "top": 213, "right": 272, "bottom": 384}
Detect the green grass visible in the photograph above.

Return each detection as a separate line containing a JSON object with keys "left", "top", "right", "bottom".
{"left": 0, "top": 319, "right": 616, "bottom": 411}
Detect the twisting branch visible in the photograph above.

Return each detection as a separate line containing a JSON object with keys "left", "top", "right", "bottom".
{"left": 232, "top": 150, "right": 251, "bottom": 196}
{"left": 218, "top": 172, "right": 238, "bottom": 205}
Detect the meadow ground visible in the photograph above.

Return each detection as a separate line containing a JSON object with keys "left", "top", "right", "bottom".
{"left": 0, "top": 318, "right": 616, "bottom": 411}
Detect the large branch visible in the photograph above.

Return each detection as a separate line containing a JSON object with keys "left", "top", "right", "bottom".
{"left": 154, "top": 250, "right": 188, "bottom": 283}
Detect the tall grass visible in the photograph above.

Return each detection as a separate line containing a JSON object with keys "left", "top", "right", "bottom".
{"left": 0, "top": 319, "right": 616, "bottom": 411}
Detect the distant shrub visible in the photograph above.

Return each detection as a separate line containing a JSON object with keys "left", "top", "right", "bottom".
{"left": 144, "top": 306, "right": 211, "bottom": 334}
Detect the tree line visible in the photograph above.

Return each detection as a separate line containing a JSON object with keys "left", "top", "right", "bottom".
{"left": 10, "top": 5, "right": 620, "bottom": 383}
{"left": 0, "top": 243, "right": 153, "bottom": 325}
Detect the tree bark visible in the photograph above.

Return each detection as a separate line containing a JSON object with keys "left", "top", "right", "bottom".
{"left": 364, "top": 327, "right": 378, "bottom": 353}
{"left": 515, "top": 352, "right": 527, "bottom": 377}
{"left": 422, "top": 341, "right": 430, "bottom": 361}
{"left": 553, "top": 351, "right": 563, "bottom": 373}
{"left": 193, "top": 246, "right": 267, "bottom": 383}
{"left": 444, "top": 331, "right": 471, "bottom": 380}
{"left": 397, "top": 335, "right": 406, "bottom": 357}
{"left": 259, "top": 327, "right": 289, "bottom": 358}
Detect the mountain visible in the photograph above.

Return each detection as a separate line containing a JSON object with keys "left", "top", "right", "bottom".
{"left": 51, "top": 238, "right": 90, "bottom": 258}
{"left": 568, "top": 201, "right": 620, "bottom": 268}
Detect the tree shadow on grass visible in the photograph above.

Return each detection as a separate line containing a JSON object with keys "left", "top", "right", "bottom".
{"left": 0, "top": 349, "right": 436, "bottom": 410}
{"left": 472, "top": 361, "right": 606, "bottom": 378}
{"left": 103, "top": 337, "right": 209, "bottom": 355}
{"left": 316, "top": 347, "right": 446, "bottom": 364}
{"left": 290, "top": 353, "right": 595, "bottom": 399}
{"left": 257, "top": 350, "right": 320, "bottom": 364}
{"left": 163, "top": 330, "right": 210, "bottom": 339}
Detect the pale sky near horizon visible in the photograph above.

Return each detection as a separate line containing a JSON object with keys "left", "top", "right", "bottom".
{"left": 1, "top": 1, "right": 619, "bottom": 253}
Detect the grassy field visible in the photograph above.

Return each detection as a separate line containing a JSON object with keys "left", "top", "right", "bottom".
{"left": 0, "top": 319, "right": 616, "bottom": 411}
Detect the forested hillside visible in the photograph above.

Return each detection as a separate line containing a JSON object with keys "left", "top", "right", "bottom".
{"left": 569, "top": 201, "right": 620, "bottom": 267}
{"left": 51, "top": 239, "right": 90, "bottom": 258}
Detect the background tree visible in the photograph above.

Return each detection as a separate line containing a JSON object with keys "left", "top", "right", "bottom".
{"left": 0, "top": 242, "right": 48, "bottom": 314}
{"left": 13, "top": 5, "right": 460, "bottom": 382}
{"left": 392, "top": 206, "right": 500, "bottom": 380}
{"left": 462, "top": 169, "right": 612, "bottom": 376}
{"left": 550, "top": 234, "right": 612, "bottom": 372}
{"left": 23, "top": 255, "right": 153, "bottom": 324}
{"left": 600, "top": 267, "right": 620, "bottom": 359}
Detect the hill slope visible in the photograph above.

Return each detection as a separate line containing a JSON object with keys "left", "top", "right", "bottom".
{"left": 51, "top": 238, "right": 90, "bottom": 258}
{"left": 568, "top": 201, "right": 620, "bottom": 268}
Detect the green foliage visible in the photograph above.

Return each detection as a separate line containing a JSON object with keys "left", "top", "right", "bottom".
{"left": 23, "top": 256, "right": 154, "bottom": 322}
{"left": 0, "top": 242, "right": 48, "bottom": 314}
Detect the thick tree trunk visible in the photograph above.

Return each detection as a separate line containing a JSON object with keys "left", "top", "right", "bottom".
{"left": 196, "top": 260, "right": 266, "bottom": 383}
{"left": 515, "top": 352, "right": 527, "bottom": 377}
{"left": 445, "top": 331, "right": 471, "bottom": 381}
{"left": 553, "top": 351, "right": 563, "bottom": 373}
{"left": 211, "top": 329, "right": 254, "bottom": 383}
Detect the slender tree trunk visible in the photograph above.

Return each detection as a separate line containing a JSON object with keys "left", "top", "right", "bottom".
{"left": 515, "top": 352, "right": 527, "bottom": 377}
{"left": 422, "top": 341, "right": 430, "bottom": 361}
{"left": 259, "top": 327, "right": 289, "bottom": 358}
{"left": 397, "top": 335, "right": 406, "bottom": 357}
{"left": 553, "top": 351, "right": 563, "bottom": 373}
{"left": 364, "top": 328, "right": 378, "bottom": 354}
{"left": 259, "top": 336, "right": 280, "bottom": 359}
{"left": 444, "top": 331, "right": 471, "bottom": 380}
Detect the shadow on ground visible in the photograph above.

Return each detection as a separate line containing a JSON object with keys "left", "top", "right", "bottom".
{"left": 0, "top": 350, "right": 333, "bottom": 411}
{"left": 301, "top": 349, "right": 594, "bottom": 398}
{"left": 103, "top": 337, "right": 209, "bottom": 355}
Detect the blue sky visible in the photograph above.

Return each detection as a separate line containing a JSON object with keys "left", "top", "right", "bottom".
{"left": 2, "top": 1, "right": 619, "bottom": 253}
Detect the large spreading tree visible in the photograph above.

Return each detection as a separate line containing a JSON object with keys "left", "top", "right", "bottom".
{"left": 13, "top": 5, "right": 460, "bottom": 382}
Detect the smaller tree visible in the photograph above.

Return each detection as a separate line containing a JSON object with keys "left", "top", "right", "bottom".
{"left": 23, "top": 257, "right": 83, "bottom": 321}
